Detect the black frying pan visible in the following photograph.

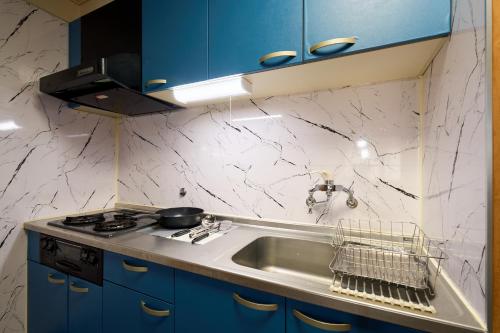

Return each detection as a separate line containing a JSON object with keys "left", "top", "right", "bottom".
{"left": 154, "top": 207, "right": 204, "bottom": 229}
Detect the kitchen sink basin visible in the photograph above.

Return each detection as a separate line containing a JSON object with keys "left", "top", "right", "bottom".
{"left": 231, "top": 236, "right": 334, "bottom": 284}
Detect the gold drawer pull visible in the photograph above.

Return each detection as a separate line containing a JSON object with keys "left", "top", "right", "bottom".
{"left": 70, "top": 283, "right": 89, "bottom": 293}
{"left": 259, "top": 50, "right": 297, "bottom": 64}
{"left": 122, "top": 260, "right": 148, "bottom": 273}
{"left": 293, "top": 310, "right": 352, "bottom": 331}
{"left": 232, "top": 293, "right": 278, "bottom": 312}
{"left": 47, "top": 274, "right": 65, "bottom": 285}
{"left": 145, "top": 79, "right": 167, "bottom": 87}
{"left": 141, "top": 301, "right": 170, "bottom": 317}
{"left": 309, "top": 36, "right": 357, "bottom": 54}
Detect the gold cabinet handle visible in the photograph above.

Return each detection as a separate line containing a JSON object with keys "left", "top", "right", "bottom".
{"left": 47, "top": 274, "right": 65, "bottom": 285}
{"left": 141, "top": 301, "right": 170, "bottom": 317}
{"left": 122, "top": 260, "right": 149, "bottom": 273}
{"left": 259, "top": 50, "right": 297, "bottom": 64}
{"left": 293, "top": 310, "right": 352, "bottom": 331}
{"left": 232, "top": 293, "right": 278, "bottom": 312}
{"left": 145, "top": 79, "right": 167, "bottom": 87}
{"left": 309, "top": 36, "right": 358, "bottom": 54}
{"left": 70, "top": 283, "right": 89, "bottom": 293}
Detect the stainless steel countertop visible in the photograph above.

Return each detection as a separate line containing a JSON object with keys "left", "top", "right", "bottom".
{"left": 24, "top": 204, "right": 486, "bottom": 333}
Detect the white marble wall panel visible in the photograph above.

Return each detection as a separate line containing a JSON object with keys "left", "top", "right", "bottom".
{"left": 0, "top": 0, "right": 116, "bottom": 330}
{"left": 422, "top": 0, "right": 487, "bottom": 322}
{"left": 119, "top": 79, "right": 420, "bottom": 225}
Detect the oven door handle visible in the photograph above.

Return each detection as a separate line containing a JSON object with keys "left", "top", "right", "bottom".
{"left": 56, "top": 260, "right": 82, "bottom": 272}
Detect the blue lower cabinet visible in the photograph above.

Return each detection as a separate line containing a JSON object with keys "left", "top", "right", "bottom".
{"left": 28, "top": 261, "right": 68, "bottom": 333}
{"left": 104, "top": 251, "right": 174, "bottom": 303}
{"left": 103, "top": 281, "right": 174, "bottom": 333}
{"left": 27, "top": 231, "right": 40, "bottom": 263}
{"left": 68, "top": 276, "right": 102, "bottom": 333}
{"left": 286, "top": 299, "right": 422, "bottom": 333}
{"left": 175, "top": 270, "right": 285, "bottom": 333}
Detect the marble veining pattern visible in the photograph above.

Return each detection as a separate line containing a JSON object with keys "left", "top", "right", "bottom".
{"left": 119, "top": 79, "right": 420, "bottom": 225}
{"left": 422, "top": 0, "right": 487, "bottom": 322}
{"left": 0, "top": 0, "right": 116, "bottom": 330}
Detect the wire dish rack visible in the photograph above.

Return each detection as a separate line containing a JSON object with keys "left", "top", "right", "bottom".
{"left": 329, "top": 219, "right": 447, "bottom": 313}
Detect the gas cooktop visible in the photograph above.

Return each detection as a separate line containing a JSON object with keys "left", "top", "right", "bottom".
{"left": 48, "top": 209, "right": 157, "bottom": 238}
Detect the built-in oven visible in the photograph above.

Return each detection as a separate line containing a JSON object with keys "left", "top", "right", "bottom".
{"left": 40, "top": 234, "right": 103, "bottom": 285}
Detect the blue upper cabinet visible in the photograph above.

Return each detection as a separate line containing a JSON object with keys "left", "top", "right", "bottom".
{"left": 176, "top": 270, "right": 285, "bottom": 333}
{"left": 142, "top": 0, "right": 208, "bottom": 92}
{"left": 68, "top": 276, "right": 102, "bottom": 333}
{"left": 304, "top": 0, "right": 451, "bottom": 61}
{"left": 208, "top": 0, "right": 303, "bottom": 79}
{"left": 28, "top": 261, "right": 68, "bottom": 333}
{"left": 68, "top": 19, "right": 81, "bottom": 67}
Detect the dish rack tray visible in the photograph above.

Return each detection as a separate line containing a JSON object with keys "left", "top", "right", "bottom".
{"left": 329, "top": 219, "right": 447, "bottom": 313}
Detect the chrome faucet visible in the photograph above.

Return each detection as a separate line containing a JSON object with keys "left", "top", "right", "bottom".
{"left": 306, "top": 171, "right": 358, "bottom": 214}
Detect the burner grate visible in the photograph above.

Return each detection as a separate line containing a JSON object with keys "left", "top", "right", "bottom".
{"left": 64, "top": 213, "right": 105, "bottom": 225}
{"left": 93, "top": 220, "right": 137, "bottom": 232}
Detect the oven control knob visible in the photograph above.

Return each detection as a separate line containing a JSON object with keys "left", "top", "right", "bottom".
{"left": 87, "top": 252, "right": 97, "bottom": 265}
{"left": 45, "top": 239, "right": 56, "bottom": 252}
{"left": 80, "top": 249, "right": 89, "bottom": 262}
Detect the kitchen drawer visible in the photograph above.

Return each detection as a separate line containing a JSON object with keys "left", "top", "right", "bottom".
{"left": 286, "top": 299, "right": 422, "bottom": 333}
{"left": 104, "top": 251, "right": 174, "bottom": 303}
{"left": 103, "top": 281, "right": 174, "bottom": 333}
{"left": 176, "top": 270, "right": 285, "bottom": 333}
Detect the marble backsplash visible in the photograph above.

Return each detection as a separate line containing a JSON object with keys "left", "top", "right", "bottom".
{"left": 119, "top": 79, "right": 420, "bottom": 225}
{"left": 0, "top": 0, "right": 116, "bottom": 331}
{"left": 422, "top": 0, "right": 487, "bottom": 322}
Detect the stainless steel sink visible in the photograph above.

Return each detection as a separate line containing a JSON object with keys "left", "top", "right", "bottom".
{"left": 231, "top": 236, "right": 334, "bottom": 284}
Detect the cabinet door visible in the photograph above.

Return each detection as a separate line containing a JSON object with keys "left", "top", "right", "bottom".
{"left": 287, "top": 299, "right": 422, "bottom": 333}
{"left": 68, "top": 276, "right": 102, "bottom": 333}
{"left": 175, "top": 270, "right": 285, "bottom": 333}
{"left": 304, "top": 0, "right": 450, "bottom": 61}
{"left": 28, "top": 261, "right": 68, "bottom": 333}
{"left": 142, "top": 0, "right": 208, "bottom": 92}
{"left": 209, "top": 0, "right": 302, "bottom": 79}
{"left": 103, "top": 281, "right": 174, "bottom": 333}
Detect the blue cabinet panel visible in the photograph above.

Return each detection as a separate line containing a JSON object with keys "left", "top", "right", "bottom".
{"left": 286, "top": 299, "right": 422, "bottom": 333}
{"left": 68, "top": 276, "right": 102, "bottom": 333}
{"left": 209, "top": 0, "right": 303, "bottom": 79}
{"left": 27, "top": 231, "right": 39, "bottom": 263}
{"left": 28, "top": 261, "right": 68, "bottom": 333}
{"left": 175, "top": 270, "right": 285, "bottom": 333}
{"left": 304, "top": 0, "right": 450, "bottom": 61}
{"left": 68, "top": 19, "right": 81, "bottom": 67}
{"left": 142, "top": 0, "right": 208, "bottom": 92}
{"left": 104, "top": 251, "right": 174, "bottom": 302}
{"left": 103, "top": 281, "right": 174, "bottom": 333}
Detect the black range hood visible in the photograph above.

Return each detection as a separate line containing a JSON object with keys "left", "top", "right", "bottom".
{"left": 39, "top": 0, "right": 180, "bottom": 116}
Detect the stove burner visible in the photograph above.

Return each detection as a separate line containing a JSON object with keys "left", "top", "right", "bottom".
{"left": 64, "top": 213, "right": 105, "bottom": 226}
{"left": 93, "top": 220, "right": 137, "bottom": 232}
